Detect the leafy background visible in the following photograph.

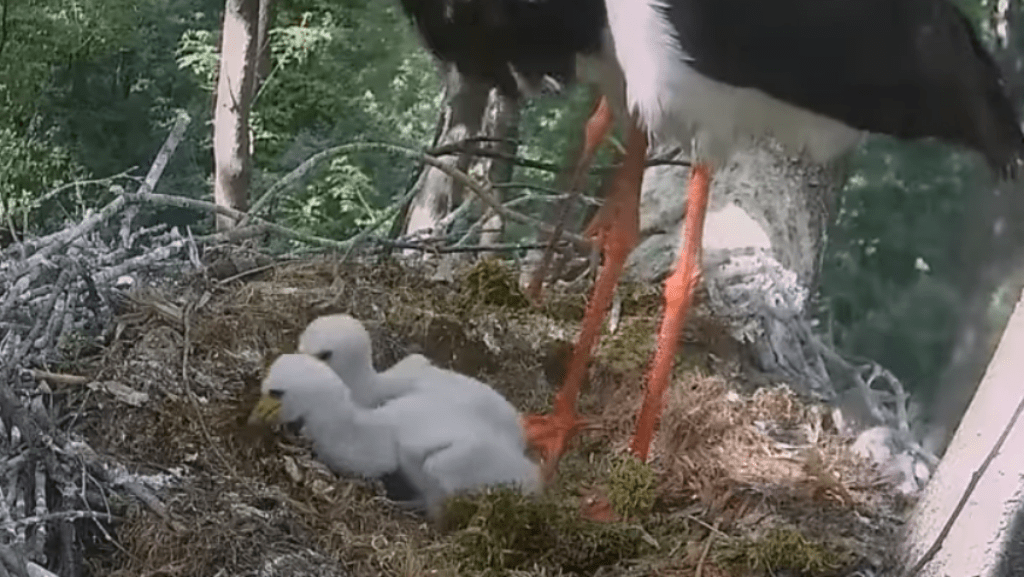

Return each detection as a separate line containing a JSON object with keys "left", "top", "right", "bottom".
{"left": 1, "top": 0, "right": 1021, "bottom": 406}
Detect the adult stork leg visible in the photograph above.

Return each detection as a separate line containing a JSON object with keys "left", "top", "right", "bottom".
{"left": 628, "top": 162, "right": 712, "bottom": 461}
{"left": 526, "top": 94, "right": 615, "bottom": 303}
{"left": 523, "top": 119, "right": 648, "bottom": 481}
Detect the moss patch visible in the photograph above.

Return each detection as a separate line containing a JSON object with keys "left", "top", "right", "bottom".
{"left": 605, "top": 454, "right": 657, "bottom": 519}
{"left": 459, "top": 258, "right": 530, "bottom": 309}
{"left": 440, "top": 488, "right": 653, "bottom": 575}
{"left": 717, "top": 527, "right": 852, "bottom": 576}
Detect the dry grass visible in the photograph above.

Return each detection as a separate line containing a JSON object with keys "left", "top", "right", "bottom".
{"left": 63, "top": 252, "right": 904, "bottom": 577}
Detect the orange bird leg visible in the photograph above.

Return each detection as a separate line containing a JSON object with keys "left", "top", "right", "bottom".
{"left": 628, "top": 163, "right": 713, "bottom": 462}
{"left": 524, "top": 121, "right": 649, "bottom": 480}
{"left": 526, "top": 94, "right": 614, "bottom": 303}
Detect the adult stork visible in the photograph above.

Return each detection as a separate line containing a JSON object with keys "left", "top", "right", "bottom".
{"left": 397, "top": 0, "right": 1024, "bottom": 491}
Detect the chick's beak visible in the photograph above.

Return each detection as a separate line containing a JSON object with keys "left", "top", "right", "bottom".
{"left": 248, "top": 394, "right": 283, "bottom": 425}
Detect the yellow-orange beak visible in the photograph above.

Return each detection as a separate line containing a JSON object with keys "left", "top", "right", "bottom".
{"left": 247, "top": 394, "right": 283, "bottom": 425}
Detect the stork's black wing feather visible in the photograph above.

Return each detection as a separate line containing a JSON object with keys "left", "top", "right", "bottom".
{"left": 397, "top": 0, "right": 606, "bottom": 96}
{"left": 662, "top": 0, "right": 1024, "bottom": 174}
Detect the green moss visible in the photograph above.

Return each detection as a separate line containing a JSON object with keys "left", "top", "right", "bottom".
{"left": 600, "top": 318, "right": 659, "bottom": 374}
{"left": 459, "top": 259, "right": 530, "bottom": 309}
{"left": 438, "top": 487, "right": 654, "bottom": 575}
{"left": 540, "top": 292, "right": 588, "bottom": 322}
{"left": 605, "top": 454, "right": 657, "bottom": 519}
{"left": 716, "top": 527, "right": 852, "bottom": 576}
{"left": 617, "top": 282, "right": 663, "bottom": 318}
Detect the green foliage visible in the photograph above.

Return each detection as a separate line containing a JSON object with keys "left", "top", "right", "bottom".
{"left": 0, "top": 0, "right": 1016, "bottom": 405}
{"left": 239, "top": 0, "right": 439, "bottom": 239}
{"left": 821, "top": 136, "right": 991, "bottom": 389}
{"left": 0, "top": 127, "right": 86, "bottom": 228}
{"left": 0, "top": 0, "right": 139, "bottom": 126}
{"left": 176, "top": 29, "right": 221, "bottom": 92}
{"left": 280, "top": 155, "right": 387, "bottom": 236}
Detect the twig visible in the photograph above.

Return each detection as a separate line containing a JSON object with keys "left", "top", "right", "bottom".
{"left": 27, "top": 463, "right": 47, "bottom": 562}
{"left": 5, "top": 115, "right": 186, "bottom": 274}
{"left": 241, "top": 140, "right": 589, "bottom": 248}
{"left": 121, "top": 192, "right": 353, "bottom": 251}
{"left": 380, "top": 141, "right": 590, "bottom": 248}
{"left": 0, "top": 544, "right": 29, "bottom": 577}
{"left": 15, "top": 268, "right": 72, "bottom": 362}
{"left": 428, "top": 141, "right": 692, "bottom": 173}
{"left": 240, "top": 141, "right": 397, "bottom": 224}
{"left": 375, "top": 240, "right": 569, "bottom": 254}
{"left": 193, "top": 223, "right": 272, "bottom": 245}
{"left": 339, "top": 180, "right": 424, "bottom": 263}
{"left": 434, "top": 195, "right": 476, "bottom": 235}
{"left": 118, "top": 481, "right": 171, "bottom": 523}
{"left": 1, "top": 510, "right": 117, "bottom": 529}
{"left": 695, "top": 519, "right": 721, "bottom": 577}
{"left": 0, "top": 484, "right": 14, "bottom": 540}
{"left": 902, "top": 385, "right": 1024, "bottom": 577}
{"left": 27, "top": 370, "right": 87, "bottom": 388}
{"left": 490, "top": 184, "right": 604, "bottom": 206}
{"left": 5, "top": 197, "right": 127, "bottom": 280}
{"left": 681, "top": 514, "right": 731, "bottom": 539}
{"left": 28, "top": 169, "right": 138, "bottom": 216}
{"left": 215, "top": 263, "right": 278, "bottom": 285}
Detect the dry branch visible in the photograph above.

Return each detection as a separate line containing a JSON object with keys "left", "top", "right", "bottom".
{"left": 240, "top": 140, "right": 591, "bottom": 248}
{"left": 0, "top": 113, "right": 199, "bottom": 577}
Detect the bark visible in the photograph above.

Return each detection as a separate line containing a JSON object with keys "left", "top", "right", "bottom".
{"left": 212, "top": 0, "right": 259, "bottom": 231}
{"left": 474, "top": 89, "right": 521, "bottom": 253}
{"left": 899, "top": 283, "right": 1024, "bottom": 577}
{"left": 625, "top": 140, "right": 847, "bottom": 401}
{"left": 401, "top": 71, "right": 491, "bottom": 252}
{"left": 385, "top": 84, "right": 450, "bottom": 249}
{"left": 254, "top": 0, "right": 275, "bottom": 97}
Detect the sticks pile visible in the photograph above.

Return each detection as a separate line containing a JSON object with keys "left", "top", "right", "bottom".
{"left": 0, "top": 114, "right": 198, "bottom": 577}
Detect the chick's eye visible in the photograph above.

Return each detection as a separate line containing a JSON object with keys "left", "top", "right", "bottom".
{"left": 268, "top": 389, "right": 285, "bottom": 399}
{"left": 315, "top": 351, "right": 332, "bottom": 362}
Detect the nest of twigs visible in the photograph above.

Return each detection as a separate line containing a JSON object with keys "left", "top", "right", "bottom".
{"left": 12, "top": 251, "right": 897, "bottom": 577}
{"left": 1, "top": 233, "right": 908, "bottom": 577}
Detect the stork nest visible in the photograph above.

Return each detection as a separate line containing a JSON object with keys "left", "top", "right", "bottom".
{"left": 48, "top": 250, "right": 905, "bottom": 577}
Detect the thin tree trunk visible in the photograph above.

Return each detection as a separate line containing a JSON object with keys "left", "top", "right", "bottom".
{"left": 475, "top": 89, "right": 520, "bottom": 254}
{"left": 386, "top": 83, "right": 449, "bottom": 249}
{"left": 900, "top": 279, "right": 1024, "bottom": 577}
{"left": 254, "top": 0, "right": 275, "bottom": 96}
{"left": 213, "top": 0, "right": 259, "bottom": 231}
{"left": 401, "top": 71, "right": 490, "bottom": 253}
{"left": 625, "top": 140, "right": 845, "bottom": 400}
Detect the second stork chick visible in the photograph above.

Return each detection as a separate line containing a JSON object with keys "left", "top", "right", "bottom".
{"left": 248, "top": 354, "right": 542, "bottom": 520}
{"left": 297, "top": 314, "right": 527, "bottom": 450}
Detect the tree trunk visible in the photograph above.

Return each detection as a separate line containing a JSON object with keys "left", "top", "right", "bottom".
{"left": 254, "top": 0, "right": 275, "bottom": 96}
{"left": 626, "top": 140, "right": 847, "bottom": 402}
{"left": 401, "top": 71, "right": 490, "bottom": 252}
{"left": 899, "top": 280, "right": 1024, "bottom": 577}
{"left": 474, "top": 89, "right": 520, "bottom": 253}
{"left": 212, "top": 0, "right": 259, "bottom": 231}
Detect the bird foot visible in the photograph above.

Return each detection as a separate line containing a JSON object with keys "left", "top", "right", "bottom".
{"left": 523, "top": 412, "right": 589, "bottom": 481}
